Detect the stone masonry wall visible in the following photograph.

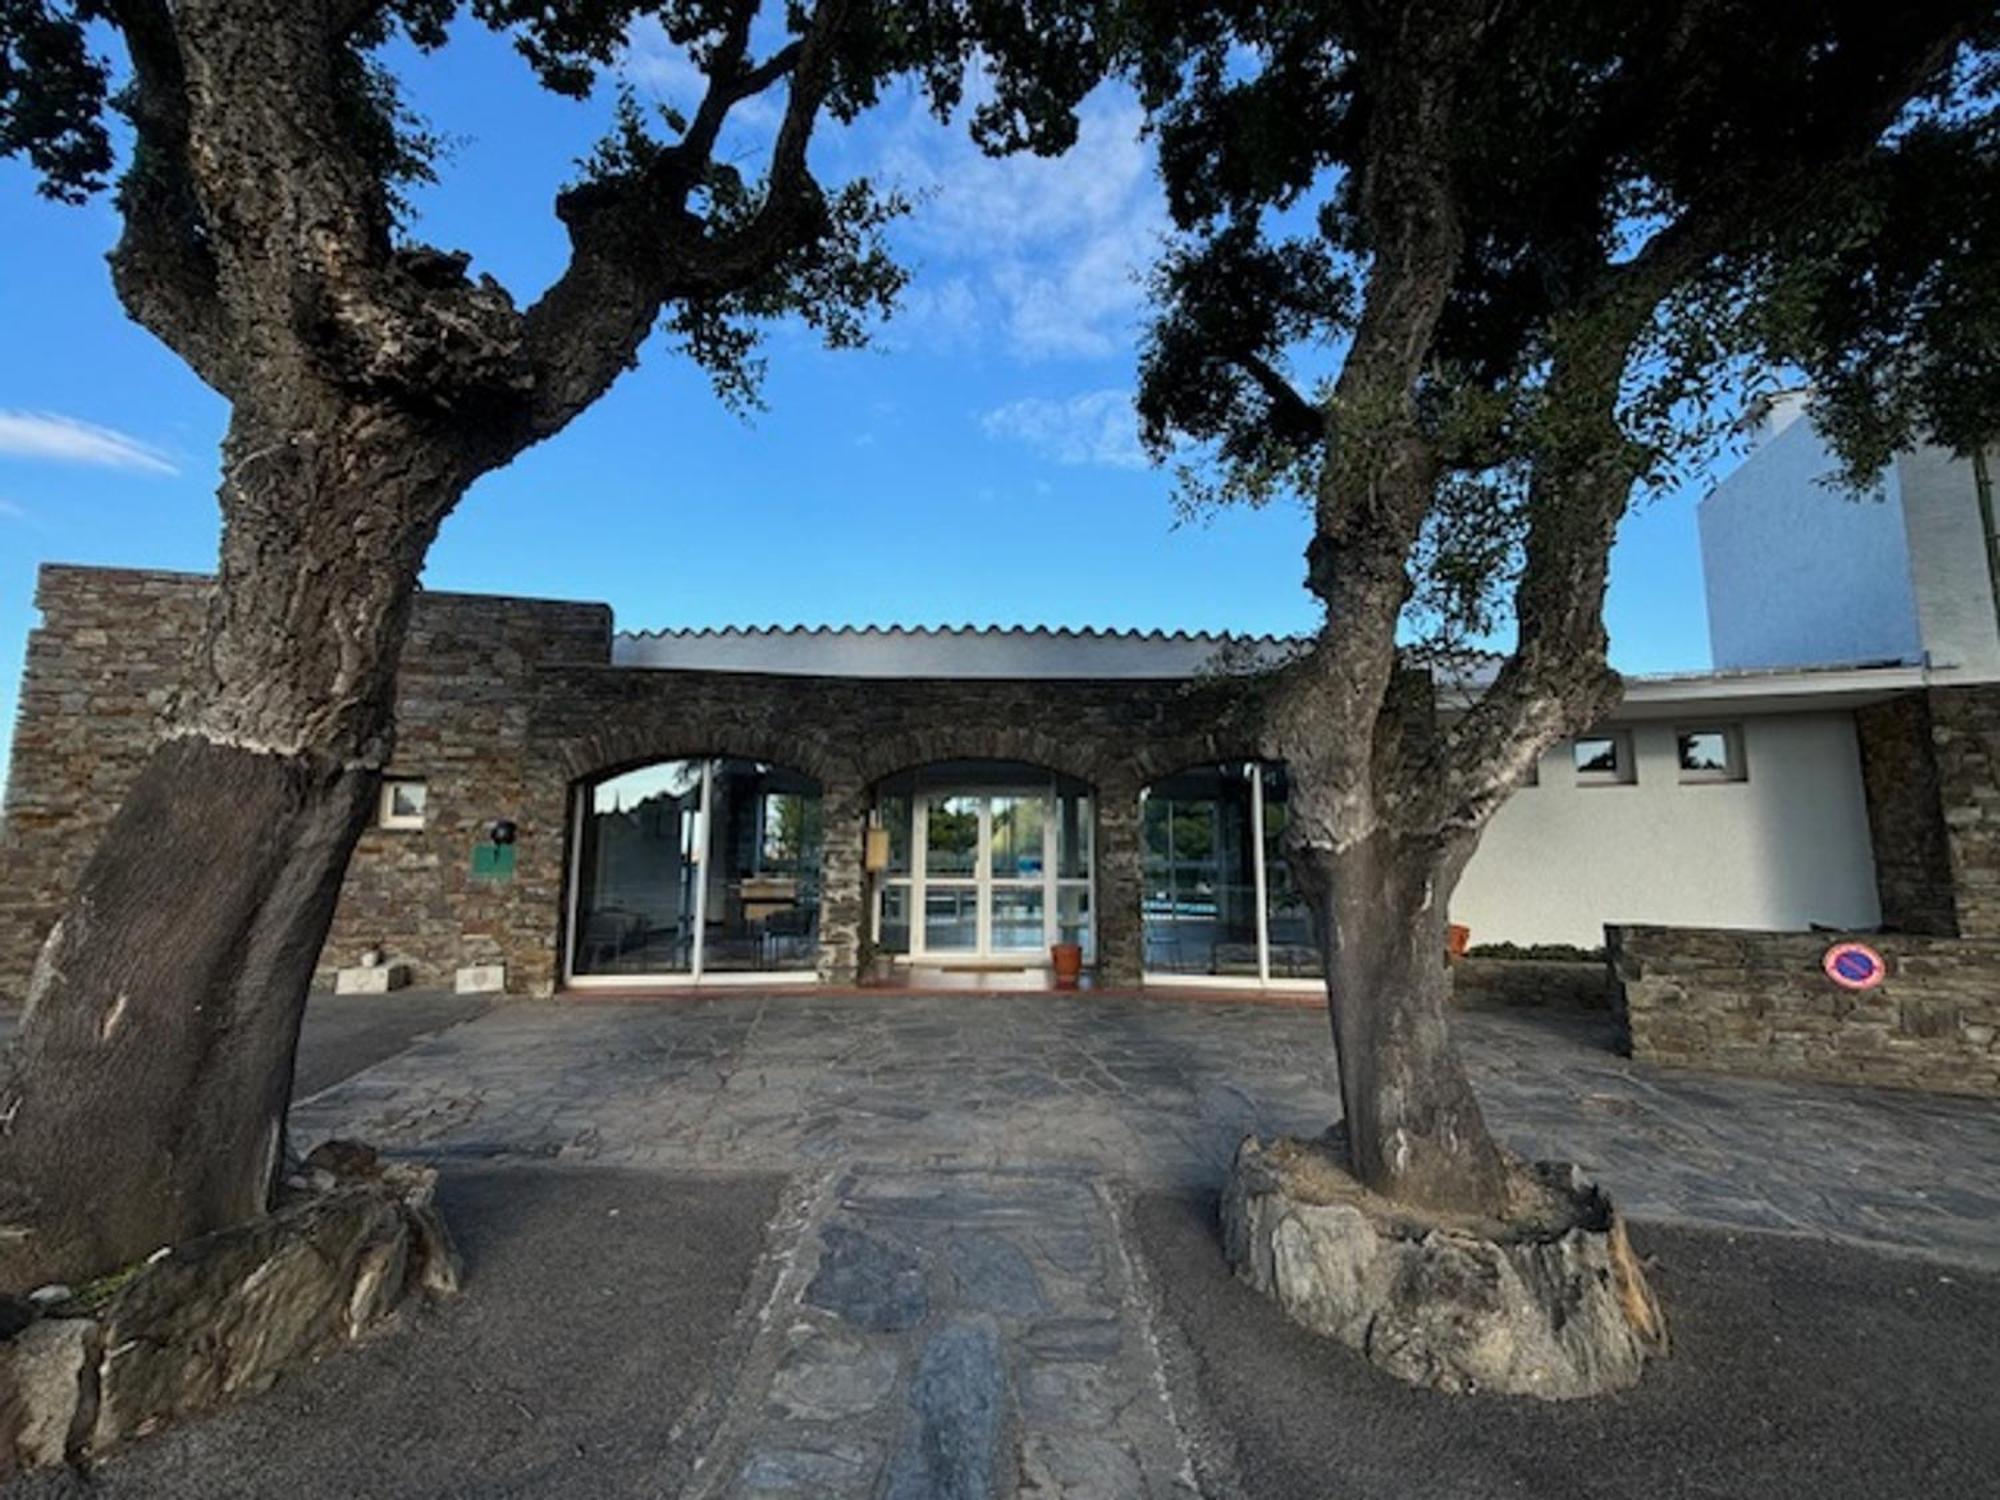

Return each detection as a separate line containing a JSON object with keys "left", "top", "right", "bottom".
{"left": 0, "top": 568, "right": 205, "bottom": 1004}
{"left": 1853, "top": 694, "right": 1959, "bottom": 935}
{"left": 0, "top": 566, "right": 611, "bottom": 1004}
{"left": 1, "top": 566, "right": 1261, "bottom": 1000}
{"left": 1928, "top": 685, "right": 2000, "bottom": 938}
{"left": 1608, "top": 924, "right": 2000, "bottom": 1097}
{"left": 513, "top": 661, "right": 1263, "bottom": 992}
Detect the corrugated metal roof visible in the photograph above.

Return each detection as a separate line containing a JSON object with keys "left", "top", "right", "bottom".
{"left": 611, "top": 623, "right": 1304, "bottom": 679}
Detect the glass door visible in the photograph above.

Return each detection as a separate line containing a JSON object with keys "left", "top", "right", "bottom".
{"left": 986, "top": 793, "right": 1046, "bottom": 952}
{"left": 912, "top": 790, "right": 1056, "bottom": 959}
{"left": 922, "top": 794, "right": 981, "bottom": 953}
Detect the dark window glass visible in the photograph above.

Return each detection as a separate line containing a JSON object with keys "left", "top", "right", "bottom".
{"left": 1574, "top": 737, "right": 1619, "bottom": 774}
{"left": 1678, "top": 730, "right": 1734, "bottom": 776}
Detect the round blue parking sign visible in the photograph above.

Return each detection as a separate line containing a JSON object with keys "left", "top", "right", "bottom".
{"left": 1822, "top": 941, "right": 1887, "bottom": 992}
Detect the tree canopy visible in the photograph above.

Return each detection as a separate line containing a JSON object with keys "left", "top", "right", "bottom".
{"left": 1123, "top": 0, "right": 2000, "bottom": 651}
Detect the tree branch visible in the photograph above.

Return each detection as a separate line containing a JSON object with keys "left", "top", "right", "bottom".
{"left": 1422, "top": 13, "right": 1979, "bottom": 835}
{"left": 102, "top": 0, "right": 237, "bottom": 392}
{"left": 516, "top": 0, "right": 845, "bottom": 444}
{"left": 1234, "top": 349, "right": 1323, "bottom": 449}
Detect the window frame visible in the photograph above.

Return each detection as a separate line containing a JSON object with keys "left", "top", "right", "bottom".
{"left": 378, "top": 777, "right": 428, "bottom": 831}
{"left": 1571, "top": 730, "right": 1635, "bottom": 787}
{"left": 1675, "top": 724, "right": 1747, "bottom": 785}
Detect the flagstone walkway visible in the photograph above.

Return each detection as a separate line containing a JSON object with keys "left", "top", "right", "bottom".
{"left": 293, "top": 991, "right": 2000, "bottom": 1268}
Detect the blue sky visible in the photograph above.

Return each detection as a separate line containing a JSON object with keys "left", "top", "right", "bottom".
{"left": 0, "top": 18, "right": 1717, "bottom": 773}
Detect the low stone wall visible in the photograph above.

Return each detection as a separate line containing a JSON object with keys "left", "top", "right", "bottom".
{"left": 1608, "top": 925, "right": 2000, "bottom": 1098}
{"left": 1452, "top": 958, "right": 1608, "bottom": 1010}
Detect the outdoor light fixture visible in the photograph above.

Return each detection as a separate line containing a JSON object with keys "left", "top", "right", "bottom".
{"left": 489, "top": 819, "right": 518, "bottom": 846}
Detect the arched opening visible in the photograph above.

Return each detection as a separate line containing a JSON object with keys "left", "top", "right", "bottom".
{"left": 867, "top": 760, "right": 1094, "bottom": 972}
{"left": 1142, "top": 761, "right": 1323, "bottom": 988}
{"left": 566, "top": 757, "right": 823, "bottom": 985}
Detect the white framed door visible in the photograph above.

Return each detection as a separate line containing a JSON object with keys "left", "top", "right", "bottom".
{"left": 911, "top": 789, "right": 1055, "bottom": 960}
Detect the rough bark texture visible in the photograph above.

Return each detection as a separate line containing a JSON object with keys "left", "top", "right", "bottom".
{"left": 0, "top": 0, "right": 863, "bottom": 1289}
{"left": 1297, "top": 831, "right": 1510, "bottom": 1214}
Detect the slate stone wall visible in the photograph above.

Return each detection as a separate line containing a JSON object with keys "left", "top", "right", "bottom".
{"left": 1928, "top": 685, "right": 2000, "bottom": 938}
{"left": 0, "top": 567, "right": 207, "bottom": 1004}
{"left": 1854, "top": 693, "right": 1959, "bottom": 935}
{"left": 1, "top": 565, "right": 1262, "bottom": 1000}
{"left": 0, "top": 566, "right": 613, "bottom": 1003}
{"left": 1608, "top": 924, "right": 2000, "bottom": 1097}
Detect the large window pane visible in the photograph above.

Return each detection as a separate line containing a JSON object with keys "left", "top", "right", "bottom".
{"left": 925, "top": 885, "right": 978, "bottom": 950}
{"left": 703, "top": 759, "right": 823, "bottom": 972}
{"left": 990, "top": 886, "right": 1045, "bottom": 950}
{"left": 573, "top": 760, "right": 703, "bottom": 975}
{"left": 989, "top": 794, "right": 1045, "bottom": 878}
{"left": 1056, "top": 884, "right": 1092, "bottom": 958}
{"left": 876, "top": 793, "right": 913, "bottom": 876}
{"left": 926, "top": 796, "right": 979, "bottom": 876}
{"left": 1260, "top": 763, "right": 1322, "bottom": 978}
{"left": 877, "top": 883, "right": 912, "bottom": 954}
{"left": 1143, "top": 764, "right": 1260, "bottom": 975}
{"left": 1057, "top": 792, "right": 1092, "bottom": 879}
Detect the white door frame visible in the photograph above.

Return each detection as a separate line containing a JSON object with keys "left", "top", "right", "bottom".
{"left": 910, "top": 786, "right": 1057, "bottom": 962}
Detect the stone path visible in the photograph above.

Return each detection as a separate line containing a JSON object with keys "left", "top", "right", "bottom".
{"left": 685, "top": 1168, "right": 1197, "bottom": 1500}
{"left": 293, "top": 992, "right": 2000, "bottom": 1268}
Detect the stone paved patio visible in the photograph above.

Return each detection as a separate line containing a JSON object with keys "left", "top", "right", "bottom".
{"left": 294, "top": 991, "right": 2000, "bottom": 1268}
{"left": 282, "top": 991, "right": 2000, "bottom": 1499}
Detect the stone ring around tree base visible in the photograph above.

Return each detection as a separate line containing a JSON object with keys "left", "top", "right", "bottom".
{"left": 0, "top": 1141, "right": 461, "bottom": 1478}
{"left": 1221, "top": 1133, "right": 1667, "bottom": 1400}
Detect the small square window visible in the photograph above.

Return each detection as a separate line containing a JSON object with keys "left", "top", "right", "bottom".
{"left": 1572, "top": 732, "right": 1634, "bottom": 785}
{"left": 379, "top": 778, "right": 427, "bottom": 830}
{"left": 1677, "top": 726, "right": 1745, "bottom": 783}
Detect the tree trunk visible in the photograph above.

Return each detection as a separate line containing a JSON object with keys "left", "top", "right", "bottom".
{"left": 1299, "top": 828, "right": 1513, "bottom": 1220}
{"left": 0, "top": 409, "right": 455, "bottom": 1291}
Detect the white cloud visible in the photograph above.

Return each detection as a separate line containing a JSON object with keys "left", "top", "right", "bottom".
{"left": 869, "top": 84, "right": 1167, "bottom": 363}
{"left": 0, "top": 412, "right": 177, "bottom": 474}
{"left": 981, "top": 389, "right": 1147, "bottom": 469}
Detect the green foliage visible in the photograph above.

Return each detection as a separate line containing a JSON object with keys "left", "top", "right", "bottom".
{"left": 1117, "top": 2, "right": 2000, "bottom": 650}
{"left": 0, "top": 0, "right": 110, "bottom": 201}
{"left": 1464, "top": 941, "right": 1604, "bottom": 964}
{"left": 2, "top": 2, "right": 1064, "bottom": 414}
{"left": 1746, "top": 102, "right": 2000, "bottom": 484}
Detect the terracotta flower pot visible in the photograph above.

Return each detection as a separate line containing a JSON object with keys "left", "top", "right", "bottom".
{"left": 1050, "top": 942, "right": 1084, "bottom": 989}
{"left": 1446, "top": 923, "right": 1472, "bottom": 963}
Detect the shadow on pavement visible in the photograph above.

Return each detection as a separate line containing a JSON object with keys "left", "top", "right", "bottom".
{"left": 1135, "top": 1191, "right": 2000, "bottom": 1500}
{"left": 16, "top": 1165, "right": 787, "bottom": 1499}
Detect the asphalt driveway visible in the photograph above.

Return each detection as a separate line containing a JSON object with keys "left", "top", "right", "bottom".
{"left": 15, "top": 1165, "right": 786, "bottom": 1499}
{"left": 1135, "top": 1191, "right": 2000, "bottom": 1500}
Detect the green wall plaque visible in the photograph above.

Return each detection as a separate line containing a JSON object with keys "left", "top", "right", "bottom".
{"left": 471, "top": 842, "right": 517, "bottom": 882}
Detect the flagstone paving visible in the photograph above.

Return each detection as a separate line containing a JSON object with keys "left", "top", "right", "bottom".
{"left": 293, "top": 991, "right": 2000, "bottom": 1268}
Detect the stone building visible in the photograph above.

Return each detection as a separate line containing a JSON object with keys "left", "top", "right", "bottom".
{"left": 3, "top": 555, "right": 1996, "bottom": 1005}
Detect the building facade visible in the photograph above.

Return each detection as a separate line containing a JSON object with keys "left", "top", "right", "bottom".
{"left": 5, "top": 561, "right": 1996, "bottom": 1002}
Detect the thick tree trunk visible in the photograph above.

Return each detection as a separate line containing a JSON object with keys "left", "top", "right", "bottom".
{"left": 0, "top": 409, "right": 456, "bottom": 1291}
{"left": 1299, "top": 828, "right": 1512, "bottom": 1220}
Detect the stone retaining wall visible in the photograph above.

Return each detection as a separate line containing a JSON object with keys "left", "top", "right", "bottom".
{"left": 1608, "top": 924, "right": 2000, "bottom": 1097}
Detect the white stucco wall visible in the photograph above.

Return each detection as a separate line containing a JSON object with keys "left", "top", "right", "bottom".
{"left": 1699, "top": 413, "right": 1921, "bottom": 671}
{"left": 1451, "top": 711, "right": 1881, "bottom": 948}
{"left": 1894, "top": 443, "right": 2000, "bottom": 678}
